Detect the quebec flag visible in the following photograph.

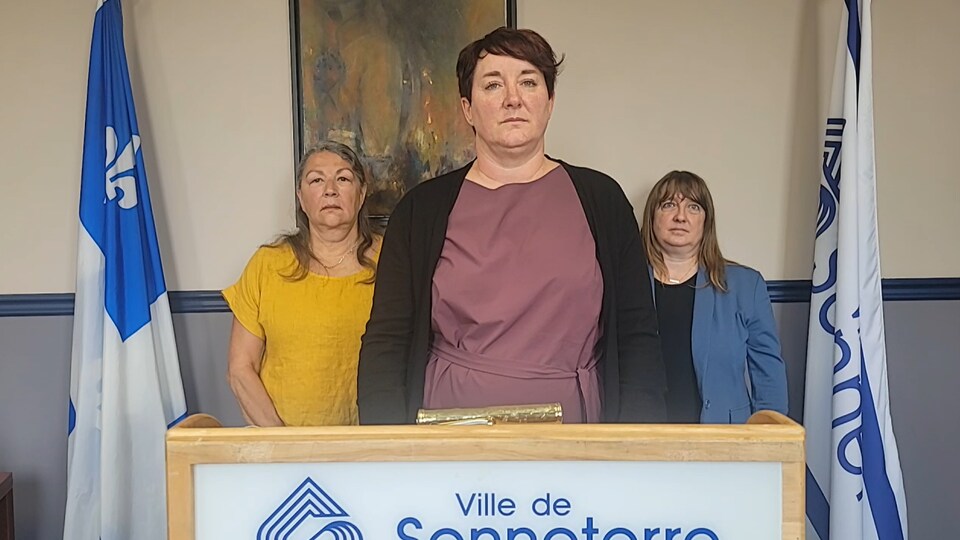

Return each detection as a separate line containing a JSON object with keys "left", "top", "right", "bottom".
{"left": 804, "top": 1, "right": 908, "bottom": 539}
{"left": 64, "top": 1, "right": 187, "bottom": 539}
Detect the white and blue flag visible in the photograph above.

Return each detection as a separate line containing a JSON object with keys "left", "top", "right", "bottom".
{"left": 804, "top": 1, "right": 908, "bottom": 539}
{"left": 64, "top": 1, "right": 187, "bottom": 539}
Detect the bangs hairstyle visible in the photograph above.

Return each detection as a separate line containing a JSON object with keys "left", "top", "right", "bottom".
{"left": 641, "top": 171, "right": 729, "bottom": 292}
{"left": 456, "top": 27, "right": 564, "bottom": 102}
{"left": 267, "top": 141, "right": 377, "bottom": 284}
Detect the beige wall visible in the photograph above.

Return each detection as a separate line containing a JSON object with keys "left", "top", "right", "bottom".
{"left": 522, "top": 0, "right": 826, "bottom": 280}
{"left": 1, "top": 0, "right": 958, "bottom": 294}
{"left": 872, "top": 0, "right": 960, "bottom": 277}
{"left": 0, "top": 0, "right": 295, "bottom": 294}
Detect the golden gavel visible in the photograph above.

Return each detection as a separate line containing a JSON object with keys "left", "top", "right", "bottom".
{"left": 416, "top": 403, "right": 563, "bottom": 425}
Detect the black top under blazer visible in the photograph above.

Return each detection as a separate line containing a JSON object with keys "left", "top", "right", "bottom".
{"left": 357, "top": 159, "right": 667, "bottom": 424}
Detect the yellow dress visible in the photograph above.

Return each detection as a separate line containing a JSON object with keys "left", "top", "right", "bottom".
{"left": 222, "top": 243, "right": 376, "bottom": 426}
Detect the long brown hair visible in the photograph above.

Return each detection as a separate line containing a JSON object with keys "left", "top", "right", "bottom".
{"left": 269, "top": 142, "right": 377, "bottom": 283}
{"left": 640, "top": 171, "right": 728, "bottom": 292}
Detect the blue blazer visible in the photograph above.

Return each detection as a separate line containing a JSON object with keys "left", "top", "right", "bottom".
{"left": 650, "top": 264, "right": 788, "bottom": 423}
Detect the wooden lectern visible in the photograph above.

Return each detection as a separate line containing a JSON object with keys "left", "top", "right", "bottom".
{"left": 167, "top": 412, "right": 803, "bottom": 540}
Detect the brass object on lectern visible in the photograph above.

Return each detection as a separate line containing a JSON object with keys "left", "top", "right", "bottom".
{"left": 416, "top": 403, "right": 563, "bottom": 425}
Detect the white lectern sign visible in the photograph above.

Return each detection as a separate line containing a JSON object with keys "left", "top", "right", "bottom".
{"left": 195, "top": 461, "right": 780, "bottom": 540}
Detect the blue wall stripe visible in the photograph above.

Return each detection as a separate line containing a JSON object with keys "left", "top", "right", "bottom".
{"left": 0, "top": 290, "right": 230, "bottom": 317}
{"left": 766, "top": 280, "right": 813, "bottom": 303}
{"left": 168, "top": 290, "right": 232, "bottom": 313}
{"left": 1, "top": 279, "right": 959, "bottom": 317}
{"left": 0, "top": 293, "right": 76, "bottom": 317}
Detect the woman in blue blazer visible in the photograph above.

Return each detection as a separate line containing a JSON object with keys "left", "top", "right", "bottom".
{"left": 640, "top": 171, "right": 788, "bottom": 423}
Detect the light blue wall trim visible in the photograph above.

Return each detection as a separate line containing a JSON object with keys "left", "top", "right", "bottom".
{"left": 1, "top": 279, "right": 958, "bottom": 317}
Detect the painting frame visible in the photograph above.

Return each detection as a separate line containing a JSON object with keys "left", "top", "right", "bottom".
{"left": 288, "top": 0, "right": 518, "bottom": 217}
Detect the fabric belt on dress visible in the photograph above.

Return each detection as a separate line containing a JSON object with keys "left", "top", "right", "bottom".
{"left": 429, "top": 337, "right": 600, "bottom": 422}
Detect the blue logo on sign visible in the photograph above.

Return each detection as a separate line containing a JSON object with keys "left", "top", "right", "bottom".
{"left": 258, "top": 477, "right": 363, "bottom": 540}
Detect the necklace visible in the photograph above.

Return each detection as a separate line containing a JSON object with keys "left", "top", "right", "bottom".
{"left": 315, "top": 243, "right": 358, "bottom": 271}
{"left": 662, "top": 259, "right": 699, "bottom": 284}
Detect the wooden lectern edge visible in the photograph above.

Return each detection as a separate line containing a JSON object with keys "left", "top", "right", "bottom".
{"left": 166, "top": 423, "right": 804, "bottom": 446}
{"left": 747, "top": 410, "right": 797, "bottom": 426}
{"left": 167, "top": 411, "right": 802, "bottom": 436}
{"left": 173, "top": 411, "right": 798, "bottom": 428}
{"left": 171, "top": 413, "right": 222, "bottom": 429}
{"left": 164, "top": 413, "right": 805, "bottom": 464}
{"left": 747, "top": 411, "right": 806, "bottom": 540}
{"left": 167, "top": 412, "right": 805, "bottom": 540}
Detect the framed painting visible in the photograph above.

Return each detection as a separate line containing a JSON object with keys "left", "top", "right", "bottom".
{"left": 289, "top": 0, "right": 517, "bottom": 216}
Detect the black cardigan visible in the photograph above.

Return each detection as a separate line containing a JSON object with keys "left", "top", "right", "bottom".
{"left": 357, "top": 159, "right": 667, "bottom": 424}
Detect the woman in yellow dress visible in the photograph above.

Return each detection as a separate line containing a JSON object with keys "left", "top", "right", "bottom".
{"left": 223, "top": 141, "right": 379, "bottom": 426}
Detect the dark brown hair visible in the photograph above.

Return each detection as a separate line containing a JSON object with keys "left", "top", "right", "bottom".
{"left": 456, "top": 27, "right": 564, "bottom": 102}
{"left": 640, "top": 171, "right": 729, "bottom": 291}
{"left": 269, "top": 141, "right": 377, "bottom": 283}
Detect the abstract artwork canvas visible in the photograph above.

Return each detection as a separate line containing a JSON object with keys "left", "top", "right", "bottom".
{"left": 291, "top": 0, "right": 516, "bottom": 215}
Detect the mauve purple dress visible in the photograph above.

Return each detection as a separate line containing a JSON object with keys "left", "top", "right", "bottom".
{"left": 423, "top": 167, "right": 603, "bottom": 423}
